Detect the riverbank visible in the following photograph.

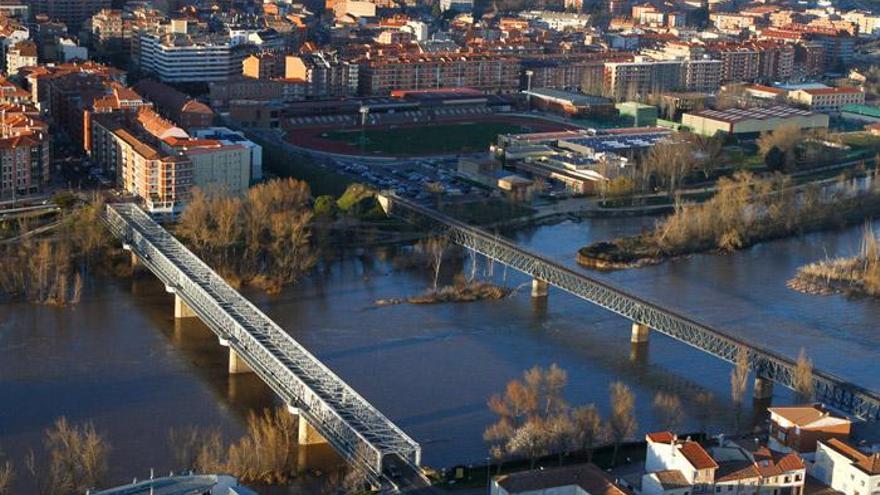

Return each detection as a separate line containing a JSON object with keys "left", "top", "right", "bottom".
{"left": 577, "top": 172, "right": 880, "bottom": 270}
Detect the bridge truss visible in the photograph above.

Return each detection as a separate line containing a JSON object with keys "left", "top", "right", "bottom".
{"left": 383, "top": 194, "right": 880, "bottom": 422}
{"left": 104, "top": 203, "right": 421, "bottom": 480}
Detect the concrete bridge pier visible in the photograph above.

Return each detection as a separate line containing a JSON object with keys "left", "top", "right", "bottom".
{"left": 286, "top": 405, "right": 329, "bottom": 446}
{"left": 218, "top": 338, "right": 254, "bottom": 374}
{"left": 174, "top": 295, "right": 198, "bottom": 319}
{"left": 531, "top": 279, "right": 549, "bottom": 298}
{"left": 631, "top": 322, "right": 650, "bottom": 343}
{"left": 753, "top": 377, "right": 774, "bottom": 400}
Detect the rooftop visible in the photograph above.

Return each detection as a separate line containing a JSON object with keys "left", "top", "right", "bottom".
{"left": 495, "top": 463, "right": 629, "bottom": 495}
{"left": 686, "top": 105, "right": 814, "bottom": 124}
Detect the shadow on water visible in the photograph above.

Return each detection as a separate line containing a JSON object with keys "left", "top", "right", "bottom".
{"left": 125, "top": 275, "right": 348, "bottom": 480}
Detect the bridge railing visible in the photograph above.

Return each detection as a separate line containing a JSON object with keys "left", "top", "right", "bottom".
{"left": 104, "top": 203, "right": 421, "bottom": 479}
{"left": 382, "top": 194, "right": 880, "bottom": 422}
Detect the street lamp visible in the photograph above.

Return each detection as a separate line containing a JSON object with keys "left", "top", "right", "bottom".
{"left": 525, "top": 70, "right": 534, "bottom": 111}
{"left": 486, "top": 456, "right": 492, "bottom": 492}
{"left": 359, "top": 106, "right": 370, "bottom": 152}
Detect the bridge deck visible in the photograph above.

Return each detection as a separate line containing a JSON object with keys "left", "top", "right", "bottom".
{"left": 104, "top": 203, "right": 420, "bottom": 477}
{"left": 383, "top": 194, "right": 880, "bottom": 422}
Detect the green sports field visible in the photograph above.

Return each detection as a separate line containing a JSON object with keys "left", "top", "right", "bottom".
{"left": 320, "top": 122, "right": 531, "bottom": 155}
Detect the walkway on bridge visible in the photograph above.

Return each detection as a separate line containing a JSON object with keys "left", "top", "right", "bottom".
{"left": 104, "top": 203, "right": 420, "bottom": 482}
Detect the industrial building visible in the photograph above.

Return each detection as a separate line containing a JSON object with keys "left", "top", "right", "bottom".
{"left": 682, "top": 106, "right": 829, "bottom": 137}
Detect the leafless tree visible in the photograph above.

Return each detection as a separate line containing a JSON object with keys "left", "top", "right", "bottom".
{"left": 652, "top": 392, "right": 683, "bottom": 433}
{"left": 571, "top": 405, "right": 603, "bottom": 462}
{"left": 794, "top": 348, "right": 815, "bottom": 402}
{"left": 424, "top": 235, "right": 448, "bottom": 292}
{"left": 0, "top": 458, "right": 12, "bottom": 495}
{"left": 730, "top": 347, "right": 750, "bottom": 406}
{"left": 607, "top": 382, "right": 637, "bottom": 466}
{"left": 34, "top": 417, "right": 111, "bottom": 495}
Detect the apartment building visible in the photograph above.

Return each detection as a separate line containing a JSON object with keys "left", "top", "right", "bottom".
{"left": 788, "top": 86, "right": 865, "bottom": 112}
{"left": 0, "top": 16, "right": 28, "bottom": 73}
{"left": 285, "top": 51, "right": 358, "bottom": 98}
{"left": 137, "top": 20, "right": 251, "bottom": 83}
{"left": 28, "top": 0, "right": 111, "bottom": 31}
{"left": 133, "top": 79, "right": 215, "bottom": 130}
{"left": 603, "top": 58, "right": 721, "bottom": 100}
{"left": 842, "top": 11, "right": 880, "bottom": 37}
{"left": 0, "top": 103, "right": 49, "bottom": 198}
{"left": 439, "top": 0, "right": 472, "bottom": 13}
{"left": 707, "top": 41, "right": 794, "bottom": 83}
{"left": 91, "top": 9, "right": 131, "bottom": 59}
{"left": 6, "top": 39, "right": 36, "bottom": 75}
{"left": 243, "top": 51, "right": 285, "bottom": 79}
{"left": 357, "top": 53, "right": 521, "bottom": 96}
{"left": 711, "top": 13, "right": 756, "bottom": 32}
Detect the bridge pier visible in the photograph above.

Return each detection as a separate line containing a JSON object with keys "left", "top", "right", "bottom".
{"left": 227, "top": 348, "right": 253, "bottom": 374}
{"left": 753, "top": 377, "right": 774, "bottom": 400}
{"left": 631, "top": 322, "right": 650, "bottom": 343}
{"left": 531, "top": 279, "right": 549, "bottom": 298}
{"left": 286, "top": 405, "right": 329, "bottom": 445}
{"left": 174, "top": 295, "right": 198, "bottom": 319}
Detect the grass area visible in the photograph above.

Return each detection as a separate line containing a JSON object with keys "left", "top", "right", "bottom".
{"left": 320, "top": 122, "right": 530, "bottom": 155}
{"left": 439, "top": 199, "right": 536, "bottom": 225}
{"left": 257, "top": 138, "right": 352, "bottom": 197}
{"left": 835, "top": 131, "right": 880, "bottom": 151}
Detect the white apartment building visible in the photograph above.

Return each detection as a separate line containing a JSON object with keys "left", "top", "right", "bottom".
{"left": 813, "top": 439, "right": 880, "bottom": 495}
{"left": 191, "top": 127, "right": 262, "bottom": 182}
{"left": 137, "top": 21, "right": 248, "bottom": 83}
{"left": 440, "top": 0, "right": 473, "bottom": 13}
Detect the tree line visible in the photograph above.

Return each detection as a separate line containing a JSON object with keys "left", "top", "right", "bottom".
{"left": 176, "top": 178, "right": 317, "bottom": 293}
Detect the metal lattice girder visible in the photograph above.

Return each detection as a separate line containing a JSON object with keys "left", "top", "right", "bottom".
{"left": 383, "top": 194, "right": 880, "bottom": 422}
{"left": 103, "top": 204, "right": 421, "bottom": 480}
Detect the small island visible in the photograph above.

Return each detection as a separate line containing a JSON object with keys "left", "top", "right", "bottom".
{"left": 788, "top": 227, "right": 880, "bottom": 297}
{"left": 578, "top": 171, "right": 880, "bottom": 270}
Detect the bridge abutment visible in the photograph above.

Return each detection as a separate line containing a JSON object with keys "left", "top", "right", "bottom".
{"left": 631, "top": 322, "right": 650, "bottom": 343}
{"left": 531, "top": 279, "right": 549, "bottom": 298}
{"left": 753, "top": 377, "right": 774, "bottom": 400}
{"left": 174, "top": 295, "right": 198, "bottom": 319}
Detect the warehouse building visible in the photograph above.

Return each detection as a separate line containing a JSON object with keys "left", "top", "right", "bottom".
{"left": 682, "top": 105, "right": 829, "bottom": 137}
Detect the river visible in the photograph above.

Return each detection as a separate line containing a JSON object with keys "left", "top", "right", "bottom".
{"left": 1, "top": 215, "right": 878, "bottom": 491}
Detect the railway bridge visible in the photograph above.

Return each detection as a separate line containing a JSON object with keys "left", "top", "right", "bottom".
{"left": 103, "top": 203, "right": 422, "bottom": 487}
{"left": 378, "top": 193, "right": 880, "bottom": 422}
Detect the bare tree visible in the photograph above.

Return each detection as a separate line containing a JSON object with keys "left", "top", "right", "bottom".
{"left": 484, "top": 364, "right": 570, "bottom": 469}
{"left": 39, "top": 417, "right": 110, "bottom": 495}
{"left": 506, "top": 419, "right": 550, "bottom": 469}
{"left": 424, "top": 236, "right": 448, "bottom": 292}
{"left": 571, "top": 405, "right": 603, "bottom": 462}
{"left": 0, "top": 460, "right": 12, "bottom": 495}
{"left": 607, "top": 382, "right": 637, "bottom": 466}
{"left": 730, "top": 347, "right": 750, "bottom": 406}
{"left": 652, "top": 392, "right": 683, "bottom": 433}
{"left": 794, "top": 348, "right": 815, "bottom": 402}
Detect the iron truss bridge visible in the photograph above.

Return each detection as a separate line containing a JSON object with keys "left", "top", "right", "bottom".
{"left": 380, "top": 193, "right": 880, "bottom": 422}
{"left": 104, "top": 203, "right": 421, "bottom": 481}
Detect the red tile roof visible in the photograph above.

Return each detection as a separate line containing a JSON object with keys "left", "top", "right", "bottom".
{"left": 680, "top": 442, "right": 719, "bottom": 470}
{"left": 647, "top": 431, "right": 676, "bottom": 444}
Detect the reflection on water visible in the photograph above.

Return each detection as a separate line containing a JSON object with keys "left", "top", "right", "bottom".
{"left": 1, "top": 215, "right": 878, "bottom": 490}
